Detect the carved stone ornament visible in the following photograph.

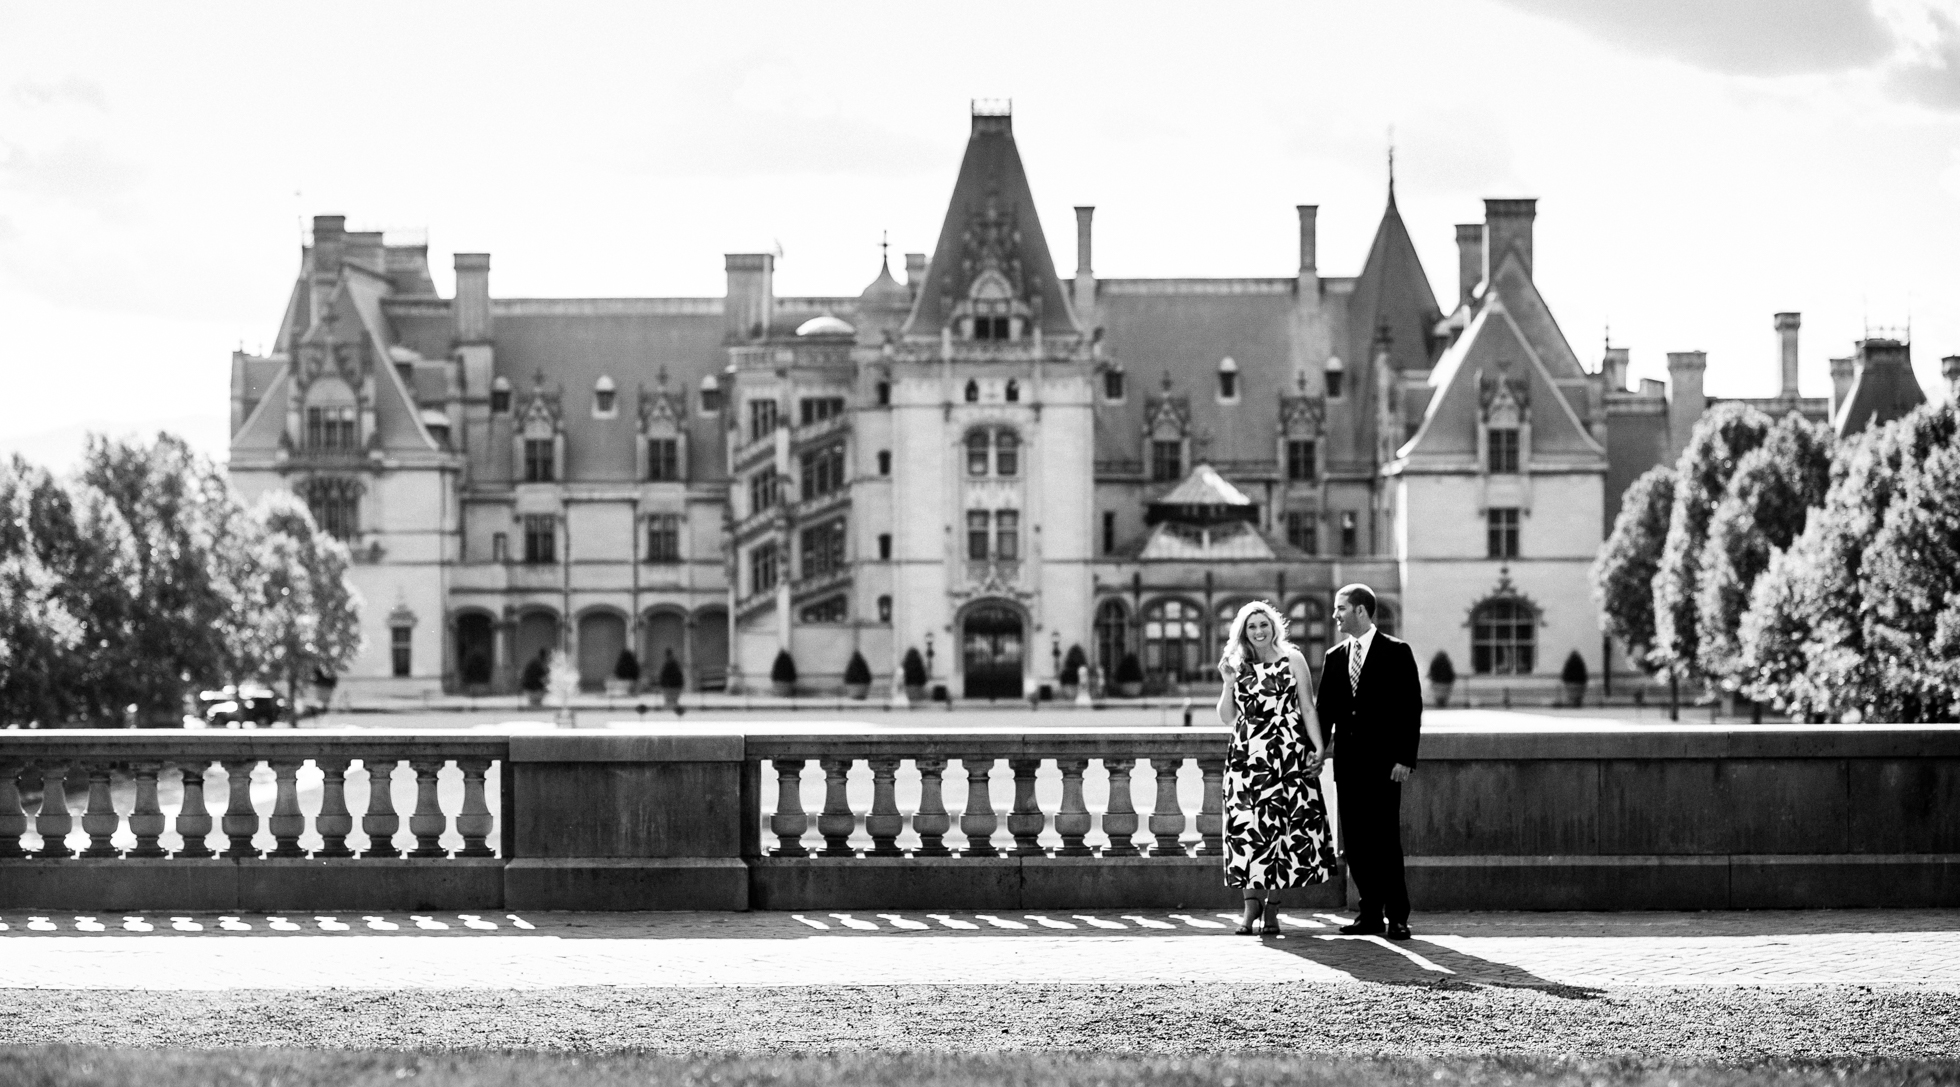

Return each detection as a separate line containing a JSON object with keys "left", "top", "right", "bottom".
{"left": 1144, "top": 387, "right": 1191, "bottom": 441}
{"left": 1279, "top": 395, "right": 1326, "bottom": 436}
{"left": 958, "top": 191, "right": 1025, "bottom": 297}
{"left": 638, "top": 383, "right": 684, "bottom": 430}
{"left": 518, "top": 371, "right": 563, "bottom": 430}
{"left": 1477, "top": 366, "right": 1530, "bottom": 420}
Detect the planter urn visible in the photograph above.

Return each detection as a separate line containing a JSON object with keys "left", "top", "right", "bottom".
{"left": 1431, "top": 681, "right": 1454, "bottom": 708}
{"left": 845, "top": 682, "right": 870, "bottom": 701}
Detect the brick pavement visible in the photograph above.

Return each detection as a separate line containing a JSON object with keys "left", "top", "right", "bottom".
{"left": 0, "top": 909, "right": 1954, "bottom": 992}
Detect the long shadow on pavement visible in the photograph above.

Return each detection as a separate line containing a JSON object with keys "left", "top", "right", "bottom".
{"left": 1258, "top": 932, "right": 1604, "bottom": 998}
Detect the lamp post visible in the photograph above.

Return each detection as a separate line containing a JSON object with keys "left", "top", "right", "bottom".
{"left": 1050, "top": 632, "right": 1061, "bottom": 677}
{"left": 924, "top": 631, "right": 935, "bottom": 678}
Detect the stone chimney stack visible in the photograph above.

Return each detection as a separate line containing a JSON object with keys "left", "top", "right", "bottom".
{"left": 1775, "top": 312, "right": 1801, "bottom": 399}
{"left": 1455, "top": 224, "right": 1484, "bottom": 309}
{"left": 1944, "top": 355, "right": 1960, "bottom": 402}
{"left": 1483, "top": 199, "right": 1537, "bottom": 283}
{"left": 1830, "top": 355, "right": 1857, "bottom": 418}
{"left": 723, "top": 253, "right": 775, "bottom": 342}
{"left": 452, "top": 253, "right": 492, "bottom": 345}
{"left": 1666, "top": 351, "right": 1707, "bottom": 462}
{"left": 1073, "top": 206, "right": 1096, "bottom": 320}
{"left": 309, "top": 214, "right": 347, "bottom": 330}
{"left": 1603, "top": 345, "right": 1630, "bottom": 393}
{"left": 1297, "top": 205, "right": 1318, "bottom": 276}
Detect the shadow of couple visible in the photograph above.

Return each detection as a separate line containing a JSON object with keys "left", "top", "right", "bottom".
{"left": 1258, "top": 927, "right": 1604, "bottom": 999}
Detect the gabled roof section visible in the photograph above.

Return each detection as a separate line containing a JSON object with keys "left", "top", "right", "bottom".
{"left": 1346, "top": 188, "right": 1444, "bottom": 374}
{"left": 901, "top": 107, "right": 1078, "bottom": 338}
{"left": 1156, "top": 463, "right": 1252, "bottom": 507}
{"left": 232, "top": 370, "right": 291, "bottom": 451}
{"left": 1137, "top": 519, "right": 1279, "bottom": 561}
{"left": 1485, "top": 249, "right": 1585, "bottom": 378}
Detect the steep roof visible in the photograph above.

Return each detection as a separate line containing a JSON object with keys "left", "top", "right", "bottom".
{"left": 1835, "top": 341, "right": 1927, "bottom": 437}
{"left": 1345, "top": 188, "right": 1444, "bottom": 373}
{"left": 1156, "top": 463, "right": 1253, "bottom": 507}
{"left": 901, "top": 109, "right": 1078, "bottom": 338}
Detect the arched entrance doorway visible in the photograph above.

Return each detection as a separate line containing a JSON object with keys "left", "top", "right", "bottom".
{"left": 514, "top": 611, "right": 560, "bottom": 683}
{"left": 642, "top": 610, "right": 686, "bottom": 688}
{"left": 962, "top": 602, "right": 1024, "bottom": 700}
{"left": 691, "top": 607, "right": 729, "bottom": 691}
{"left": 578, "top": 611, "right": 626, "bottom": 691}
{"left": 455, "top": 613, "right": 495, "bottom": 691}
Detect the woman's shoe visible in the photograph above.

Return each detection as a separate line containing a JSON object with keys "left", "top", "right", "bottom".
{"left": 1232, "top": 921, "right": 1257, "bottom": 935}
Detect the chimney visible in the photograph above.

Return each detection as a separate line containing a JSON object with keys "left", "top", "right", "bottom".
{"left": 1073, "top": 207, "right": 1096, "bottom": 320}
{"left": 309, "top": 214, "right": 347, "bottom": 330}
{"left": 1774, "top": 312, "right": 1801, "bottom": 399}
{"left": 1483, "top": 198, "right": 1537, "bottom": 283}
{"left": 1455, "top": 224, "right": 1483, "bottom": 309}
{"left": 1829, "top": 355, "right": 1857, "bottom": 418}
{"left": 1603, "top": 346, "right": 1630, "bottom": 392}
{"left": 905, "top": 252, "right": 928, "bottom": 300}
{"left": 1666, "top": 351, "right": 1707, "bottom": 463}
{"left": 1296, "top": 205, "right": 1318, "bottom": 277}
{"left": 453, "top": 253, "right": 492, "bottom": 344}
{"left": 724, "top": 253, "right": 775, "bottom": 341}
{"left": 1944, "top": 355, "right": 1960, "bottom": 402}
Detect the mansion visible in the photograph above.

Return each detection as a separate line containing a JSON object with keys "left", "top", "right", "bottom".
{"left": 225, "top": 103, "right": 1935, "bottom": 701}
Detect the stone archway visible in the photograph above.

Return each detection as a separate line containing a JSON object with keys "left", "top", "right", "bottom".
{"left": 962, "top": 601, "right": 1025, "bottom": 700}
{"left": 691, "top": 607, "right": 729, "bottom": 691}
{"left": 514, "top": 610, "right": 561, "bottom": 682}
{"left": 578, "top": 611, "right": 627, "bottom": 691}
{"left": 642, "top": 609, "right": 687, "bottom": 687}
{"left": 454, "top": 612, "right": 495, "bottom": 691}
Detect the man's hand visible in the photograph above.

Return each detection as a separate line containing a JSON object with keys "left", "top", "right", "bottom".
{"left": 1389, "top": 763, "right": 1412, "bottom": 783}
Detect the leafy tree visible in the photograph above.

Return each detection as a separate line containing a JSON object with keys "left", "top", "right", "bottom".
{"left": 1590, "top": 465, "right": 1675, "bottom": 667}
{"left": 843, "top": 650, "right": 872, "bottom": 687}
{"left": 1696, "top": 414, "right": 1833, "bottom": 686}
{"left": 1561, "top": 650, "right": 1589, "bottom": 687}
{"left": 10, "top": 459, "right": 141, "bottom": 726}
{"left": 613, "top": 649, "right": 641, "bottom": 684}
{"left": 520, "top": 650, "right": 550, "bottom": 692}
{"left": 1427, "top": 651, "right": 1455, "bottom": 685}
{"left": 901, "top": 648, "right": 928, "bottom": 688}
{"left": 242, "top": 492, "right": 363, "bottom": 722}
{"left": 1653, "top": 404, "right": 1773, "bottom": 682}
{"left": 770, "top": 648, "right": 797, "bottom": 686}
{"left": 0, "top": 461, "right": 84, "bottom": 727}
{"left": 79, "top": 434, "right": 261, "bottom": 725}
{"left": 657, "top": 651, "right": 685, "bottom": 690}
{"left": 1060, "top": 644, "right": 1087, "bottom": 686}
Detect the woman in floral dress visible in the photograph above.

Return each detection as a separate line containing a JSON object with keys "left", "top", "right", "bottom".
{"left": 1215, "top": 599, "right": 1337, "bottom": 935}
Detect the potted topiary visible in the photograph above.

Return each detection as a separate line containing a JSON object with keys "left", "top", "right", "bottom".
{"left": 1561, "top": 650, "right": 1589, "bottom": 708}
{"left": 520, "top": 650, "right": 550, "bottom": 707}
{"left": 657, "top": 650, "right": 685, "bottom": 710}
{"left": 1428, "top": 651, "right": 1456, "bottom": 708}
{"left": 843, "top": 651, "right": 872, "bottom": 700}
{"left": 901, "top": 647, "right": 928, "bottom": 703}
{"left": 770, "top": 648, "right": 798, "bottom": 698}
{"left": 607, "top": 649, "right": 640, "bottom": 698}
{"left": 1114, "top": 652, "right": 1144, "bottom": 698}
{"left": 1058, "top": 644, "right": 1087, "bottom": 700}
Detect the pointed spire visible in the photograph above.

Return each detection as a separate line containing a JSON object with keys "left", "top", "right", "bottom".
{"left": 1386, "top": 127, "right": 1397, "bottom": 206}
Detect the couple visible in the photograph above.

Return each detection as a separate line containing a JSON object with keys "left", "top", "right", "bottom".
{"left": 1213, "top": 584, "right": 1422, "bottom": 940}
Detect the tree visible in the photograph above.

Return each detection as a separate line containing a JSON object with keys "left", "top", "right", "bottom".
{"left": 79, "top": 434, "right": 262, "bottom": 725}
{"left": 242, "top": 492, "right": 364, "bottom": 722}
{"left": 1590, "top": 465, "right": 1675, "bottom": 667}
{"left": 658, "top": 651, "right": 685, "bottom": 691}
{"left": 1696, "top": 414, "right": 1833, "bottom": 686}
{"left": 1856, "top": 408, "right": 1960, "bottom": 720}
{"left": 770, "top": 649, "right": 798, "bottom": 687}
{"left": 843, "top": 651, "right": 872, "bottom": 687}
{"left": 0, "top": 461, "right": 84, "bottom": 727}
{"left": 1653, "top": 404, "right": 1773, "bottom": 683}
{"left": 901, "top": 648, "right": 928, "bottom": 688}
{"left": 1427, "top": 651, "right": 1455, "bottom": 685}
{"left": 9, "top": 458, "right": 141, "bottom": 726}
{"left": 1060, "top": 644, "right": 1087, "bottom": 686}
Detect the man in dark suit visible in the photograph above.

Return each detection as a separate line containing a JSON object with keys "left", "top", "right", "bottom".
{"left": 1316, "top": 583, "right": 1422, "bottom": 940}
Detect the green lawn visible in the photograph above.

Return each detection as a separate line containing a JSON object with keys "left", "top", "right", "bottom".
{"left": 5, "top": 1048, "right": 1956, "bottom": 1087}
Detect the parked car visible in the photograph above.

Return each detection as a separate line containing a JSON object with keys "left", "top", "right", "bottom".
{"left": 197, "top": 685, "right": 286, "bottom": 728}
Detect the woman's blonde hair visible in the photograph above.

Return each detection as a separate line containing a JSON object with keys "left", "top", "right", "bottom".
{"left": 1220, "top": 599, "right": 1294, "bottom": 678}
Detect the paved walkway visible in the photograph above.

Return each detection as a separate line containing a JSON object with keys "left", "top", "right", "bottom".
{"left": 3, "top": 909, "right": 1954, "bottom": 992}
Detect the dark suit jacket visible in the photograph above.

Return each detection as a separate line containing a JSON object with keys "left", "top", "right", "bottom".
{"left": 1316, "top": 631, "right": 1423, "bottom": 782}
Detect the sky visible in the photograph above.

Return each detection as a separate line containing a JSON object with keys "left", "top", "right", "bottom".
{"left": 3, "top": 0, "right": 1959, "bottom": 470}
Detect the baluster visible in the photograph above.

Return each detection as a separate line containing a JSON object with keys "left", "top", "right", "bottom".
{"left": 817, "top": 758, "right": 856, "bottom": 857}
{"left": 268, "top": 760, "right": 306, "bottom": 858}
{"left": 959, "top": 756, "right": 999, "bottom": 857}
{"left": 408, "top": 759, "right": 449, "bottom": 858}
{"left": 455, "top": 758, "right": 496, "bottom": 857}
{"left": 361, "top": 758, "right": 401, "bottom": 858}
{"left": 175, "top": 762, "right": 215, "bottom": 858}
{"left": 768, "top": 759, "right": 809, "bottom": 857}
{"left": 221, "top": 759, "right": 261, "bottom": 859}
{"left": 1007, "top": 758, "right": 1046, "bottom": 857}
{"left": 1148, "top": 757, "right": 1189, "bottom": 857}
{"left": 80, "top": 764, "right": 121, "bottom": 858}
{"left": 911, "top": 757, "right": 951, "bottom": 857}
{"left": 1054, "top": 758, "right": 1093, "bottom": 857}
{"left": 1100, "top": 757, "right": 1140, "bottom": 857}
{"left": 127, "top": 762, "right": 167, "bottom": 858}
{"left": 313, "top": 758, "right": 354, "bottom": 858}
{"left": 864, "top": 757, "right": 904, "bottom": 857}
{"left": 0, "top": 761, "right": 27, "bottom": 858}
{"left": 36, "top": 762, "right": 74, "bottom": 859}
{"left": 1196, "top": 757, "right": 1225, "bottom": 857}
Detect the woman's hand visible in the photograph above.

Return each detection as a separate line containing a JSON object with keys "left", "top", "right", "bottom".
{"left": 1217, "top": 659, "right": 1236, "bottom": 683}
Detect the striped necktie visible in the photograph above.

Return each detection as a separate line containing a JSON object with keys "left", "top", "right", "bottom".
{"left": 1348, "top": 637, "right": 1364, "bottom": 693}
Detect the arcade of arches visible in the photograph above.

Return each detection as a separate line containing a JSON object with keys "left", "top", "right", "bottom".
{"left": 444, "top": 605, "right": 730, "bottom": 693}
{"left": 1091, "top": 593, "right": 1396, "bottom": 691}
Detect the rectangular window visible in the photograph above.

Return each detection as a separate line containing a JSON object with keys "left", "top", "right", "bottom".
{"left": 1150, "top": 440, "right": 1183, "bottom": 482}
{"left": 1340, "top": 511, "right": 1359, "bottom": 557}
{"left": 973, "top": 316, "right": 1010, "bottom": 341}
{"left": 994, "top": 510, "right": 1019, "bottom": 561}
{"left": 523, "top": 438, "right": 555, "bottom": 483}
{"left": 647, "top": 438, "right": 680, "bottom": 482}
{"left": 491, "top": 532, "right": 508, "bottom": 563}
{"left": 306, "top": 406, "right": 358, "bottom": 452}
{"left": 1487, "top": 507, "right": 1520, "bottom": 560}
{"left": 391, "top": 627, "right": 411, "bottom": 678}
{"left": 490, "top": 386, "right": 511, "bottom": 413}
{"left": 749, "top": 399, "right": 779, "bottom": 442}
{"left": 799, "top": 444, "right": 846, "bottom": 501}
{"left": 877, "top": 533, "right": 892, "bottom": 560}
{"left": 800, "top": 519, "right": 847, "bottom": 579}
{"left": 749, "top": 468, "right": 779, "bottom": 514}
{"left": 967, "top": 432, "right": 991, "bottom": 476}
{"left": 1286, "top": 511, "right": 1318, "bottom": 555}
{"left": 1326, "top": 370, "right": 1345, "bottom": 399}
{"left": 1102, "top": 511, "right": 1116, "bottom": 556}
{"left": 994, "top": 432, "right": 1019, "bottom": 477}
{"left": 799, "top": 397, "right": 846, "bottom": 426}
{"left": 1286, "top": 439, "right": 1317, "bottom": 482}
{"left": 1488, "top": 427, "right": 1520, "bottom": 474}
{"left": 522, "top": 515, "right": 556, "bottom": 564}
{"left": 646, "top": 514, "right": 681, "bottom": 563}
{"left": 749, "top": 542, "right": 778, "bottom": 595}
{"left": 966, "top": 510, "right": 990, "bottom": 561}
{"left": 1103, "top": 369, "right": 1126, "bottom": 401}
{"left": 799, "top": 597, "right": 848, "bottom": 624}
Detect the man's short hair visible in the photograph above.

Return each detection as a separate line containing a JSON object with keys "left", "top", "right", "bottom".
{"left": 1336, "top": 583, "right": 1377, "bottom": 619}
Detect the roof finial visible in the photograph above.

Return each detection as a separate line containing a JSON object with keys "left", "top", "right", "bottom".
{"left": 880, "top": 230, "right": 890, "bottom": 270}
{"left": 1386, "top": 126, "right": 1396, "bottom": 200}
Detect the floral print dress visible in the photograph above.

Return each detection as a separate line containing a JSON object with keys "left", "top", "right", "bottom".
{"left": 1223, "top": 656, "right": 1338, "bottom": 887}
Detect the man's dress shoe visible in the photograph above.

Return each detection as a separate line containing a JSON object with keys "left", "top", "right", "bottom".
{"left": 1338, "top": 920, "right": 1385, "bottom": 936}
{"left": 1386, "top": 921, "right": 1412, "bottom": 941}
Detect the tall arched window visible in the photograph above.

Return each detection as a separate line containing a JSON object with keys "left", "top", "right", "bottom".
{"left": 1143, "top": 599, "right": 1204, "bottom": 684}
{"left": 965, "top": 428, "right": 1020, "bottom": 477}
{"left": 1471, "top": 598, "right": 1535, "bottom": 674}
{"left": 1094, "top": 599, "right": 1129, "bottom": 680}
{"left": 1213, "top": 599, "right": 1249, "bottom": 662}
{"left": 1374, "top": 600, "right": 1398, "bottom": 638}
{"left": 964, "top": 379, "right": 980, "bottom": 403}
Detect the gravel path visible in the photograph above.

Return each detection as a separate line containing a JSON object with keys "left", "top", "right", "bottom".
{"left": 3, "top": 983, "right": 1957, "bottom": 1060}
